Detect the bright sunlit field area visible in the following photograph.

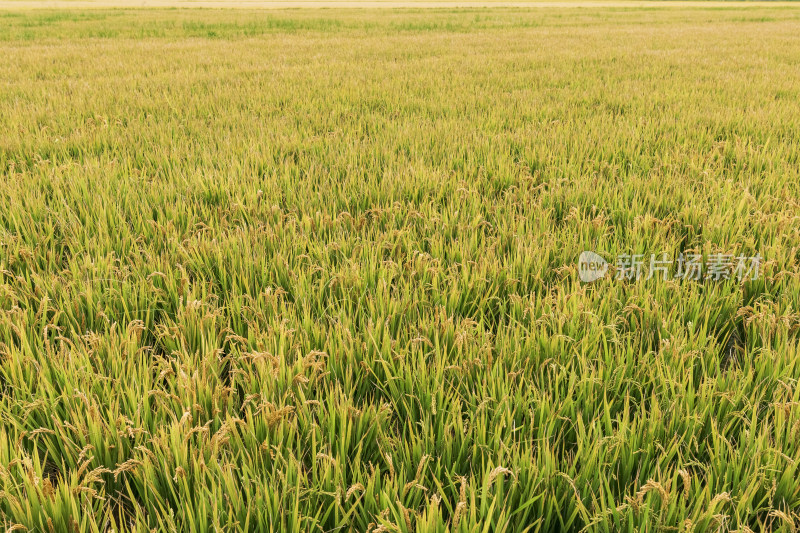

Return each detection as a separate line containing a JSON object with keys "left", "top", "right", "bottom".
{"left": 1, "top": 4, "right": 800, "bottom": 532}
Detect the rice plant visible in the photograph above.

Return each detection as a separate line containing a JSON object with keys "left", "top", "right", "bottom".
{"left": 1, "top": 4, "right": 800, "bottom": 532}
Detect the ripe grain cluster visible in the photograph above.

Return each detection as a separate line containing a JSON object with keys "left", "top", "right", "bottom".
{"left": 1, "top": 6, "right": 800, "bottom": 532}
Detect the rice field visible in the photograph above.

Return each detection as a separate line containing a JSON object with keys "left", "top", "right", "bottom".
{"left": 1, "top": 4, "right": 800, "bottom": 532}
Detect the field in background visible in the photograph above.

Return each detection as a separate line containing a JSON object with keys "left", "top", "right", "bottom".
{"left": 1, "top": 1, "right": 798, "bottom": 9}
{"left": 2, "top": 5, "right": 800, "bottom": 532}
